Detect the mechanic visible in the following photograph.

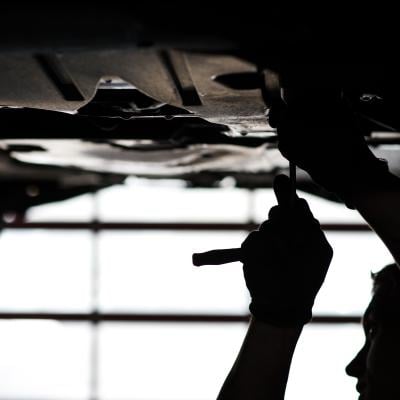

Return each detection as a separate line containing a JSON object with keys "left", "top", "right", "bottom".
{"left": 217, "top": 89, "right": 400, "bottom": 398}
{"left": 217, "top": 175, "right": 400, "bottom": 399}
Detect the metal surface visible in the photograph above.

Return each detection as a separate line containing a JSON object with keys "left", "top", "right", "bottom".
{"left": 0, "top": 150, "right": 125, "bottom": 214}
{"left": 0, "top": 5, "right": 399, "bottom": 206}
{"left": 0, "top": 50, "right": 271, "bottom": 136}
{"left": 1, "top": 139, "right": 285, "bottom": 176}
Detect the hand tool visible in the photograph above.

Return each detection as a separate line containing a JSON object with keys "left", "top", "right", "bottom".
{"left": 192, "top": 162, "right": 297, "bottom": 267}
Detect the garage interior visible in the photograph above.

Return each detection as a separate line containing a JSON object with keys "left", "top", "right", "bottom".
{"left": 0, "top": 4, "right": 399, "bottom": 399}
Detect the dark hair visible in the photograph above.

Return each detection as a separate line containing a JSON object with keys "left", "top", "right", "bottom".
{"left": 370, "top": 263, "right": 400, "bottom": 323}
{"left": 372, "top": 263, "right": 400, "bottom": 294}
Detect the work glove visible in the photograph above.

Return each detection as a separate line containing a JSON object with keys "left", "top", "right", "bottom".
{"left": 241, "top": 175, "right": 333, "bottom": 327}
{"left": 269, "top": 96, "right": 392, "bottom": 208}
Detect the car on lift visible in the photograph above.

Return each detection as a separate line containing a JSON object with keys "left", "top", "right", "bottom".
{"left": 0, "top": 3, "right": 399, "bottom": 217}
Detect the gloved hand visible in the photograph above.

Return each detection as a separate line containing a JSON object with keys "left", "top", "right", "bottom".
{"left": 241, "top": 175, "right": 333, "bottom": 327}
{"left": 269, "top": 94, "right": 392, "bottom": 209}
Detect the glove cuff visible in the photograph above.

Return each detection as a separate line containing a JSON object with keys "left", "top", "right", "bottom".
{"left": 249, "top": 302, "right": 312, "bottom": 328}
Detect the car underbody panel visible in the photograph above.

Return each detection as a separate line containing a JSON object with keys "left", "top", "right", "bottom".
{"left": 1, "top": 4, "right": 400, "bottom": 214}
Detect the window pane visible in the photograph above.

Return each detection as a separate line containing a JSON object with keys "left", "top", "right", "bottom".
{"left": 313, "top": 232, "right": 394, "bottom": 315}
{"left": 0, "top": 230, "right": 93, "bottom": 312}
{"left": 26, "top": 193, "right": 94, "bottom": 222}
{"left": 97, "top": 178, "right": 251, "bottom": 222}
{"left": 98, "top": 322, "right": 247, "bottom": 400}
{"left": 98, "top": 231, "right": 249, "bottom": 314}
{"left": 0, "top": 321, "right": 91, "bottom": 399}
{"left": 99, "top": 323, "right": 364, "bottom": 400}
{"left": 286, "top": 324, "right": 364, "bottom": 400}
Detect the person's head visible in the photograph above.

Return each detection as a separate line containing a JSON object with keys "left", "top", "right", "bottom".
{"left": 346, "top": 263, "right": 400, "bottom": 400}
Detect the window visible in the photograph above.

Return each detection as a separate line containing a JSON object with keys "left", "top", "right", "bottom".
{"left": 0, "top": 179, "right": 389, "bottom": 399}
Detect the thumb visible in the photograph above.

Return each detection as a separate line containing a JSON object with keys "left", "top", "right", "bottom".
{"left": 273, "top": 174, "right": 298, "bottom": 208}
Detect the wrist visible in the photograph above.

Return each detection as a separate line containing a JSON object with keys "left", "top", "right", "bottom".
{"left": 335, "top": 157, "right": 398, "bottom": 209}
{"left": 250, "top": 316, "right": 304, "bottom": 335}
{"left": 249, "top": 302, "right": 311, "bottom": 328}
{"left": 306, "top": 143, "right": 393, "bottom": 209}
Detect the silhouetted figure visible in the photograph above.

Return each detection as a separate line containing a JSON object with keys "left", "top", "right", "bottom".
{"left": 216, "top": 85, "right": 400, "bottom": 398}
{"left": 217, "top": 176, "right": 400, "bottom": 399}
{"left": 217, "top": 175, "right": 333, "bottom": 399}
{"left": 346, "top": 263, "right": 400, "bottom": 400}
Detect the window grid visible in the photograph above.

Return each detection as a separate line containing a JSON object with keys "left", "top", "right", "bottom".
{"left": 0, "top": 190, "right": 369, "bottom": 400}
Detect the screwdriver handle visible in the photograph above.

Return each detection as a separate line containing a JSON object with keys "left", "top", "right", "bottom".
{"left": 192, "top": 248, "right": 242, "bottom": 266}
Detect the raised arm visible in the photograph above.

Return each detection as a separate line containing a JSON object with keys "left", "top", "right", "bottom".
{"left": 218, "top": 319, "right": 302, "bottom": 400}
{"left": 217, "top": 175, "right": 333, "bottom": 400}
{"left": 272, "top": 89, "right": 400, "bottom": 265}
{"left": 350, "top": 187, "right": 400, "bottom": 264}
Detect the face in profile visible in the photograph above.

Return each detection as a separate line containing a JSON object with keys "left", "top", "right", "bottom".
{"left": 346, "top": 265, "right": 400, "bottom": 400}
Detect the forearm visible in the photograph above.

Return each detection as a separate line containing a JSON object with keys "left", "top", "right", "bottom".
{"left": 351, "top": 173, "right": 400, "bottom": 265}
{"left": 217, "top": 318, "right": 303, "bottom": 400}
{"left": 216, "top": 176, "right": 331, "bottom": 399}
